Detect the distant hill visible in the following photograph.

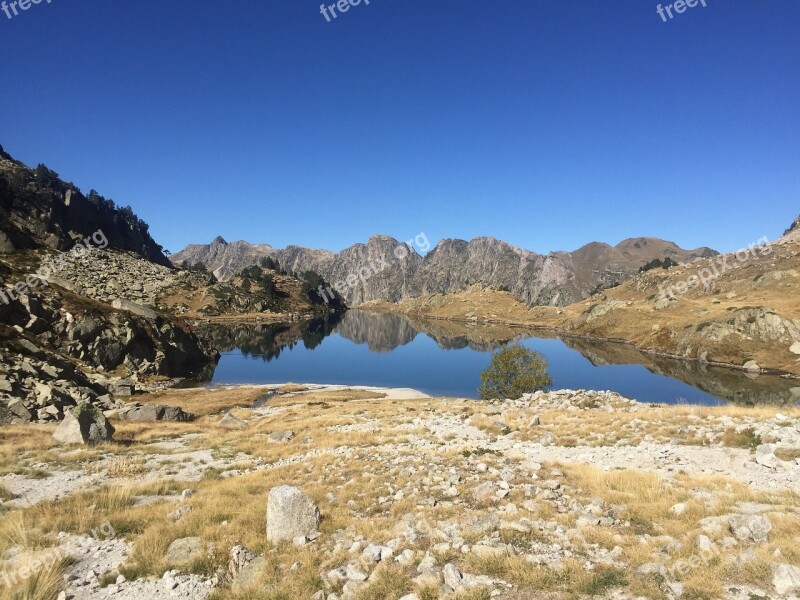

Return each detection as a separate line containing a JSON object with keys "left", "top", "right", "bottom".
{"left": 569, "top": 237, "right": 717, "bottom": 292}
{"left": 172, "top": 234, "right": 717, "bottom": 307}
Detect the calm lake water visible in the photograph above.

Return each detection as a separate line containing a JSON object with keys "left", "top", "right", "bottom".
{"left": 204, "top": 310, "right": 800, "bottom": 406}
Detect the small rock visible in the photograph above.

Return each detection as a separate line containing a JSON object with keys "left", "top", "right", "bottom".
{"left": 170, "top": 505, "right": 192, "bottom": 522}
{"left": 670, "top": 502, "right": 689, "bottom": 516}
{"left": 219, "top": 413, "right": 248, "bottom": 428}
{"left": 443, "top": 563, "right": 463, "bottom": 590}
{"left": 267, "top": 430, "right": 294, "bottom": 443}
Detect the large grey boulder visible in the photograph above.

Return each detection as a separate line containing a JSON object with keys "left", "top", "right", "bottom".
{"left": 266, "top": 486, "right": 320, "bottom": 544}
{"left": 53, "top": 403, "right": 114, "bottom": 445}
{"left": 118, "top": 403, "right": 194, "bottom": 422}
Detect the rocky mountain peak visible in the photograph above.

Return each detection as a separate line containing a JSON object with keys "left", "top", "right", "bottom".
{"left": 212, "top": 236, "right": 228, "bottom": 245}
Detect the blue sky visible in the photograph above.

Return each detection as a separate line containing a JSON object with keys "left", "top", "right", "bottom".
{"left": 1, "top": 1, "right": 798, "bottom": 255}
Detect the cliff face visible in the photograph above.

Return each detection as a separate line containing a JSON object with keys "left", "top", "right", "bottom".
{"left": 0, "top": 146, "right": 169, "bottom": 265}
{"left": 174, "top": 234, "right": 716, "bottom": 308}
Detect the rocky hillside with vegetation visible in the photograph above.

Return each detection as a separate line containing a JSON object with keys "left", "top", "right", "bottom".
{"left": 0, "top": 145, "right": 169, "bottom": 265}
{"left": 159, "top": 261, "right": 344, "bottom": 321}
{"left": 171, "top": 237, "right": 276, "bottom": 281}
{"left": 172, "top": 234, "right": 715, "bottom": 308}
{"left": 0, "top": 149, "right": 219, "bottom": 426}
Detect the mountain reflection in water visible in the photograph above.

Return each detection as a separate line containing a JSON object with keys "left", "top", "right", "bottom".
{"left": 198, "top": 310, "right": 800, "bottom": 406}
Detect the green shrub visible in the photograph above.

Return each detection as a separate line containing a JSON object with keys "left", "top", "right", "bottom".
{"left": 478, "top": 345, "right": 552, "bottom": 400}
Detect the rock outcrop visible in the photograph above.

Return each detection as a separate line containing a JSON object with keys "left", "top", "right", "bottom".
{"left": 171, "top": 237, "right": 276, "bottom": 281}
{"left": 784, "top": 213, "right": 800, "bottom": 236}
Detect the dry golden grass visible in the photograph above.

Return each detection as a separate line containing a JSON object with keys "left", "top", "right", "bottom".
{"left": 0, "top": 556, "right": 74, "bottom": 600}
{"left": 1, "top": 387, "right": 798, "bottom": 600}
{"left": 140, "top": 387, "right": 268, "bottom": 418}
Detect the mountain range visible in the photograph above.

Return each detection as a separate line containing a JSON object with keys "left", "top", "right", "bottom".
{"left": 171, "top": 234, "right": 717, "bottom": 307}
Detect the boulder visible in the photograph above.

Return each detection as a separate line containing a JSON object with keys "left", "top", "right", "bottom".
{"left": 443, "top": 563, "right": 464, "bottom": 590}
{"left": 729, "top": 514, "right": 772, "bottom": 543}
{"left": 165, "top": 537, "right": 204, "bottom": 565}
{"left": 111, "top": 298, "right": 158, "bottom": 320}
{"left": 7, "top": 399, "right": 32, "bottom": 422}
{"left": 267, "top": 430, "right": 294, "bottom": 443}
{"left": 266, "top": 486, "right": 320, "bottom": 544}
{"left": 774, "top": 563, "right": 800, "bottom": 596}
{"left": 219, "top": 413, "right": 248, "bottom": 428}
{"left": 228, "top": 545, "right": 264, "bottom": 589}
{"left": 0, "top": 231, "right": 14, "bottom": 254}
{"left": 53, "top": 403, "right": 114, "bottom": 445}
{"left": 118, "top": 403, "right": 194, "bottom": 422}
{"left": 743, "top": 361, "right": 761, "bottom": 373}
{"left": 0, "top": 404, "right": 23, "bottom": 425}
{"left": 227, "top": 545, "right": 257, "bottom": 581}
{"left": 755, "top": 444, "right": 780, "bottom": 469}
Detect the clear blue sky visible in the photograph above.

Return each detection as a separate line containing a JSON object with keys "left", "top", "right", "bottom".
{"left": 1, "top": 1, "right": 798, "bottom": 254}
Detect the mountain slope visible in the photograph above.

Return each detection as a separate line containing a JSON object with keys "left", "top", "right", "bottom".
{"left": 0, "top": 146, "right": 218, "bottom": 425}
{"left": 0, "top": 145, "right": 169, "bottom": 265}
